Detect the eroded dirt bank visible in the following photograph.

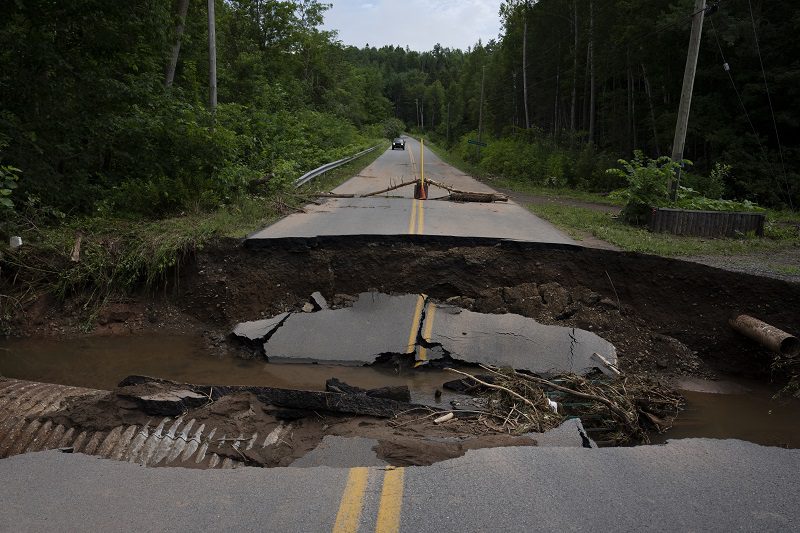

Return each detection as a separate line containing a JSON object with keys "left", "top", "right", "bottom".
{"left": 9, "top": 238, "right": 800, "bottom": 381}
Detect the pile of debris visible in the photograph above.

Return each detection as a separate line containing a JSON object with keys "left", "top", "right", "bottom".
{"left": 443, "top": 365, "right": 684, "bottom": 445}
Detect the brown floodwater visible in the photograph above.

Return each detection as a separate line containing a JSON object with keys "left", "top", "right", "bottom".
{"left": 649, "top": 377, "right": 800, "bottom": 448}
{"left": 1, "top": 334, "right": 799, "bottom": 448}
{"left": 0, "top": 334, "right": 455, "bottom": 404}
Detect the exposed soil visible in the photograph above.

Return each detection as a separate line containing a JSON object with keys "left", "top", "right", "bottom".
{"left": 42, "top": 380, "right": 539, "bottom": 467}
{"left": 8, "top": 238, "right": 800, "bottom": 384}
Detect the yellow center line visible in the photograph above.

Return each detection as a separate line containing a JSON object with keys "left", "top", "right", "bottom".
{"left": 406, "top": 295, "right": 425, "bottom": 353}
{"left": 332, "top": 467, "right": 369, "bottom": 533}
{"left": 416, "top": 302, "right": 437, "bottom": 363}
{"left": 375, "top": 468, "right": 405, "bottom": 533}
{"left": 406, "top": 199, "right": 417, "bottom": 235}
{"left": 416, "top": 200, "right": 424, "bottom": 235}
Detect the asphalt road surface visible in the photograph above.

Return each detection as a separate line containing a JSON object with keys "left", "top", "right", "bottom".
{"left": 1, "top": 439, "right": 797, "bottom": 532}
{"left": 247, "top": 137, "right": 574, "bottom": 246}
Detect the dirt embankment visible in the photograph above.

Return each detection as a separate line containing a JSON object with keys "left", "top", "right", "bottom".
{"left": 9, "top": 238, "right": 800, "bottom": 381}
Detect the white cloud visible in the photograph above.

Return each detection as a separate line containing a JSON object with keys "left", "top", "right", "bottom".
{"left": 323, "top": 0, "right": 503, "bottom": 51}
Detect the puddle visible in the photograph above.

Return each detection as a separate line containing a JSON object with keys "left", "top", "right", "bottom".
{"left": 0, "top": 334, "right": 457, "bottom": 404}
{"left": 649, "top": 378, "right": 800, "bottom": 448}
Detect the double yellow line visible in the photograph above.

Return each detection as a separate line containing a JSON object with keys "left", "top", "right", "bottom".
{"left": 407, "top": 199, "right": 424, "bottom": 235}
{"left": 406, "top": 145, "right": 424, "bottom": 235}
{"left": 332, "top": 467, "right": 405, "bottom": 533}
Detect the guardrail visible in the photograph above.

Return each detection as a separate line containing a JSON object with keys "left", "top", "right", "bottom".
{"left": 294, "top": 144, "right": 381, "bottom": 188}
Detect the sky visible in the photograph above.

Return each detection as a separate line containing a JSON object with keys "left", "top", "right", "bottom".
{"left": 322, "top": 0, "right": 504, "bottom": 52}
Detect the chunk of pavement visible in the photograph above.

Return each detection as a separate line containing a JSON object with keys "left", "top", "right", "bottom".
{"left": 264, "top": 292, "right": 423, "bottom": 364}
{"left": 232, "top": 312, "right": 290, "bottom": 342}
{"left": 527, "top": 418, "right": 596, "bottom": 448}
{"left": 301, "top": 303, "right": 314, "bottom": 313}
{"left": 418, "top": 305, "right": 617, "bottom": 375}
{"left": 325, "top": 378, "right": 411, "bottom": 403}
{"left": 290, "top": 436, "right": 387, "bottom": 468}
{"left": 117, "top": 389, "right": 208, "bottom": 416}
{"left": 310, "top": 291, "right": 328, "bottom": 310}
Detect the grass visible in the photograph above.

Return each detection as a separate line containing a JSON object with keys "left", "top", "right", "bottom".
{"left": 419, "top": 135, "right": 800, "bottom": 258}
{"left": 1, "top": 143, "right": 384, "bottom": 326}
{"left": 527, "top": 203, "right": 800, "bottom": 257}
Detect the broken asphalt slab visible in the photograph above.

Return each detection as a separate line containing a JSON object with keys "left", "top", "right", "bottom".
{"left": 232, "top": 312, "right": 291, "bottom": 342}
{"left": 233, "top": 293, "right": 617, "bottom": 374}
{"left": 263, "top": 292, "right": 423, "bottom": 364}
{"left": 418, "top": 304, "right": 616, "bottom": 374}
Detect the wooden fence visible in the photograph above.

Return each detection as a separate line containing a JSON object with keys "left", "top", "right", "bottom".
{"left": 649, "top": 208, "right": 765, "bottom": 238}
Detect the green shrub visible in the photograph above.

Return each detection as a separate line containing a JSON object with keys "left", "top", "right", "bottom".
{"left": 607, "top": 151, "right": 685, "bottom": 224}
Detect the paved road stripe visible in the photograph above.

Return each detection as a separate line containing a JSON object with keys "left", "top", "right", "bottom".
{"left": 406, "top": 295, "right": 425, "bottom": 353}
{"left": 375, "top": 468, "right": 405, "bottom": 533}
{"left": 332, "top": 467, "right": 369, "bottom": 533}
{"left": 416, "top": 200, "right": 424, "bottom": 234}
{"left": 406, "top": 199, "right": 417, "bottom": 234}
{"left": 417, "top": 302, "right": 437, "bottom": 363}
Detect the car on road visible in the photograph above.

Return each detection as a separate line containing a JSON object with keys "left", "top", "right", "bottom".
{"left": 391, "top": 138, "right": 405, "bottom": 150}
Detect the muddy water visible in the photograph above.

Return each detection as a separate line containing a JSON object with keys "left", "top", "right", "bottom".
{"left": 3, "top": 335, "right": 800, "bottom": 448}
{"left": 0, "top": 334, "right": 454, "bottom": 404}
{"left": 649, "top": 377, "right": 800, "bottom": 448}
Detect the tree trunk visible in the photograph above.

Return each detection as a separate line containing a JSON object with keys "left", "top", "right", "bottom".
{"left": 570, "top": 0, "right": 578, "bottom": 133}
{"left": 554, "top": 43, "right": 561, "bottom": 136}
{"left": 165, "top": 0, "right": 190, "bottom": 88}
{"left": 588, "top": 0, "right": 595, "bottom": 145}
{"left": 522, "top": 6, "right": 530, "bottom": 129}
{"left": 208, "top": 0, "right": 218, "bottom": 110}
{"left": 641, "top": 63, "right": 661, "bottom": 156}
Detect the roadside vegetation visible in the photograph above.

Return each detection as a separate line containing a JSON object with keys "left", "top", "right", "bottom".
{"left": 2, "top": 0, "right": 799, "bottom": 329}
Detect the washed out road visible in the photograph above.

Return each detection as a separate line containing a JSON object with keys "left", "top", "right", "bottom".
{"left": 3, "top": 141, "right": 798, "bottom": 531}
{"left": 247, "top": 136, "right": 574, "bottom": 246}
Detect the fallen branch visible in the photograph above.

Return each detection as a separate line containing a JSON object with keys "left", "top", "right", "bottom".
{"left": 445, "top": 368, "right": 540, "bottom": 411}
{"left": 360, "top": 180, "right": 417, "bottom": 197}
{"left": 425, "top": 179, "right": 508, "bottom": 202}
{"left": 315, "top": 192, "right": 356, "bottom": 198}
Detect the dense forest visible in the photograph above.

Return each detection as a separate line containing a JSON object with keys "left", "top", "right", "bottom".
{"left": 1, "top": 0, "right": 797, "bottom": 222}
{"left": 346, "top": 0, "right": 798, "bottom": 209}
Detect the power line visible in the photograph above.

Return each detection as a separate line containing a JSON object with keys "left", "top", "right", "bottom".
{"left": 747, "top": 0, "right": 792, "bottom": 209}
{"left": 709, "top": 17, "right": 789, "bottom": 204}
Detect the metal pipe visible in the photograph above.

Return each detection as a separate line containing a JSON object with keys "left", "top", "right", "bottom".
{"left": 729, "top": 314, "right": 799, "bottom": 358}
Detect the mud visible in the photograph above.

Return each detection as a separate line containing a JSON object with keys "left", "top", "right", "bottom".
{"left": 8, "top": 238, "right": 800, "bottom": 381}
{"left": 39, "top": 378, "right": 540, "bottom": 467}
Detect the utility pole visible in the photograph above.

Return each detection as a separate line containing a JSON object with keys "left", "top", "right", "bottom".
{"left": 165, "top": 0, "right": 190, "bottom": 88}
{"left": 421, "top": 95, "right": 425, "bottom": 131}
{"left": 669, "top": 0, "right": 707, "bottom": 195}
{"left": 478, "top": 65, "right": 486, "bottom": 157}
{"left": 415, "top": 98, "right": 420, "bottom": 129}
{"left": 207, "top": 0, "right": 217, "bottom": 110}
